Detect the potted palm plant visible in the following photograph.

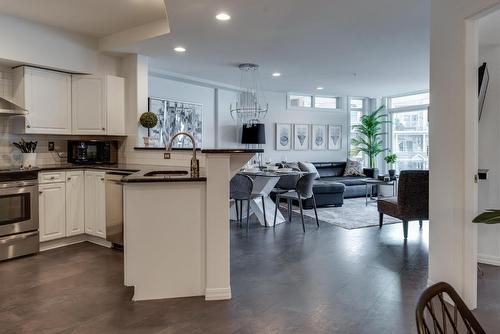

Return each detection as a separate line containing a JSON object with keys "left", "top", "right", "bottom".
{"left": 139, "top": 111, "right": 158, "bottom": 147}
{"left": 384, "top": 153, "right": 398, "bottom": 178}
{"left": 351, "top": 105, "right": 390, "bottom": 173}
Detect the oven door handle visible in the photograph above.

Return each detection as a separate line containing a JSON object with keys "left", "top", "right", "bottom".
{"left": 0, "top": 231, "right": 39, "bottom": 244}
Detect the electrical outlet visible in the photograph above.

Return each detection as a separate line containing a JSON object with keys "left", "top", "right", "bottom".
{"left": 164, "top": 153, "right": 171, "bottom": 159}
{"left": 48, "top": 142, "right": 55, "bottom": 151}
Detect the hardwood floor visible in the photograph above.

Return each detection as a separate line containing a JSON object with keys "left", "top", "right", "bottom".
{"left": 0, "top": 213, "right": 498, "bottom": 334}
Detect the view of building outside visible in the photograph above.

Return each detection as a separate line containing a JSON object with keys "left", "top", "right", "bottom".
{"left": 349, "top": 98, "right": 365, "bottom": 161}
{"left": 391, "top": 109, "right": 429, "bottom": 171}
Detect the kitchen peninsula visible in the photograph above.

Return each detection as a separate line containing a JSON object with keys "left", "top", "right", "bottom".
{"left": 122, "top": 149, "right": 262, "bottom": 301}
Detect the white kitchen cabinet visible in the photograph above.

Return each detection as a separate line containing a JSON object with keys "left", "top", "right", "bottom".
{"left": 84, "top": 171, "right": 106, "bottom": 238}
{"left": 72, "top": 75, "right": 125, "bottom": 135}
{"left": 13, "top": 66, "right": 72, "bottom": 134}
{"left": 39, "top": 182, "right": 67, "bottom": 242}
{"left": 105, "top": 75, "right": 126, "bottom": 135}
{"left": 65, "top": 171, "right": 85, "bottom": 236}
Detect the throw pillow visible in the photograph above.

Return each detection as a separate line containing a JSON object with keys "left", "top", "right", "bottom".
{"left": 343, "top": 159, "right": 365, "bottom": 176}
{"left": 283, "top": 162, "right": 301, "bottom": 171}
{"left": 298, "top": 161, "right": 320, "bottom": 179}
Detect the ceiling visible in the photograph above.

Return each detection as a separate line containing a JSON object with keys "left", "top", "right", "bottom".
{"left": 479, "top": 10, "right": 500, "bottom": 47}
{"left": 0, "top": 0, "right": 167, "bottom": 37}
{"left": 130, "top": 0, "right": 430, "bottom": 97}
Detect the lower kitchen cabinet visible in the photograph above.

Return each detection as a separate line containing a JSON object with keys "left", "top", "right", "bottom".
{"left": 84, "top": 171, "right": 106, "bottom": 238}
{"left": 66, "top": 171, "right": 85, "bottom": 236}
{"left": 39, "top": 182, "right": 66, "bottom": 242}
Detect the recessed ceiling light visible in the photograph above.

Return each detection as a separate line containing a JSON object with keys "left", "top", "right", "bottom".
{"left": 174, "top": 46, "right": 186, "bottom": 53}
{"left": 316, "top": 86, "right": 324, "bottom": 90}
{"left": 216, "top": 12, "right": 231, "bottom": 21}
{"left": 272, "top": 72, "right": 281, "bottom": 77}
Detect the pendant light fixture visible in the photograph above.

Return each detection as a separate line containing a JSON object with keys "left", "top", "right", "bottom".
{"left": 230, "top": 63, "right": 269, "bottom": 124}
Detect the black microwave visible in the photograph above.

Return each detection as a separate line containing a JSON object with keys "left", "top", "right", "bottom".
{"left": 67, "top": 140, "right": 118, "bottom": 165}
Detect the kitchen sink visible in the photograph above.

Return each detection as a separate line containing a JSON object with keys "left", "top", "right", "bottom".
{"left": 143, "top": 170, "right": 189, "bottom": 177}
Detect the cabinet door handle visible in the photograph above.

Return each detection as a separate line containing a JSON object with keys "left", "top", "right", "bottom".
{"left": 26, "top": 124, "right": 31, "bottom": 129}
{"left": 67, "top": 177, "right": 72, "bottom": 181}
{"left": 102, "top": 127, "right": 105, "bottom": 131}
{"left": 100, "top": 178, "right": 105, "bottom": 181}
{"left": 39, "top": 191, "right": 43, "bottom": 194}
{"left": 50, "top": 176, "right": 55, "bottom": 180}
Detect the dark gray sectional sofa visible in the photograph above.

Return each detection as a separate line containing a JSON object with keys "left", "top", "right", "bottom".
{"left": 301, "top": 162, "right": 379, "bottom": 209}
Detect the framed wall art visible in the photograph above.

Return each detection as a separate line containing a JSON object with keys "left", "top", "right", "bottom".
{"left": 148, "top": 97, "right": 203, "bottom": 148}
{"left": 328, "top": 125, "right": 342, "bottom": 150}
{"left": 276, "top": 123, "right": 292, "bottom": 150}
{"left": 311, "top": 124, "right": 327, "bottom": 150}
{"left": 293, "top": 124, "right": 310, "bottom": 150}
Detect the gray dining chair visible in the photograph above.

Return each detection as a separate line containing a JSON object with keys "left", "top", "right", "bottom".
{"left": 271, "top": 173, "right": 301, "bottom": 223}
{"left": 273, "top": 173, "right": 319, "bottom": 232}
{"left": 230, "top": 174, "right": 268, "bottom": 232}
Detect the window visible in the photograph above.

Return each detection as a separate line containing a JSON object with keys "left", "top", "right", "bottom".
{"left": 389, "top": 92, "right": 429, "bottom": 109}
{"left": 315, "top": 96, "right": 337, "bottom": 109}
{"left": 289, "top": 94, "right": 312, "bottom": 108}
{"left": 348, "top": 97, "right": 367, "bottom": 161}
{"left": 350, "top": 98, "right": 364, "bottom": 110}
{"left": 287, "top": 93, "right": 341, "bottom": 110}
{"left": 391, "top": 109, "right": 429, "bottom": 172}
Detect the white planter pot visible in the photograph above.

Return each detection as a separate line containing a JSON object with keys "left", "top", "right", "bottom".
{"left": 143, "top": 137, "right": 155, "bottom": 147}
{"left": 22, "top": 153, "right": 37, "bottom": 168}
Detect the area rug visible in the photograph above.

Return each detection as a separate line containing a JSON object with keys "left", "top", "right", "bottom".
{"left": 282, "top": 197, "right": 401, "bottom": 230}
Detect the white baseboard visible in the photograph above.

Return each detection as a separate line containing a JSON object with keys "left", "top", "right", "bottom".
{"left": 86, "top": 235, "right": 112, "bottom": 248}
{"left": 40, "top": 234, "right": 111, "bottom": 251}
{"left": 478, "top": 253, "right": 500, "bottom": 266}
{"left": 40, "top": 235, "right": 87, "bottom": 251}
{"left": 205, "top": 287, "right": 231, "bottom": 301}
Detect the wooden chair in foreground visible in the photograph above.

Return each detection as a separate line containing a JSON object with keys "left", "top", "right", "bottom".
{"left": 415, "top": 282, "right": 486, "bottom": 334}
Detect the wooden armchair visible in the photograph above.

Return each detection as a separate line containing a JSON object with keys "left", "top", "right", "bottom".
{"left": 377, "top": 170, "right": 429, "bottom": 239}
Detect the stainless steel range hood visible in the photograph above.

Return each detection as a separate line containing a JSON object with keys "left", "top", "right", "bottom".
{"left": 0, "top": 96, "right": 26, "bottom": 116}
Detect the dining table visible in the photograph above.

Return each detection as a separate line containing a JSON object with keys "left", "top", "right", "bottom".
{"left": 230, "top": 169, "right": 303, "bottom": 226}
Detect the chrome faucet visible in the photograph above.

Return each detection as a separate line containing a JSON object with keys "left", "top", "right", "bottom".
{"left": 167, "top": 132, "right": 199, "bottom": 177}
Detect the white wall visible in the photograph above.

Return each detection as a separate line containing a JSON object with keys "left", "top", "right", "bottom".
{"left": 0, "top": 14, "right": 99, "bottom": 74}
{"left": 147, "top": 72, "right": 349, "bottom": 163}
{"left": 478, "top": 45, "right": 500, "bottom": 265}
{"left": 429, "top": 0, "right": 500, "bottom": 308}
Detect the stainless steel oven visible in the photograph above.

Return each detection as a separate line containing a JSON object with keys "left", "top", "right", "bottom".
{"left": 0, "top": 178, "right": 39, "bottom": 261}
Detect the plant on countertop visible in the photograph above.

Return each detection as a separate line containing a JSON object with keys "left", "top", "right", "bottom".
{"left": 351, "top": 105, "right": 390, "bottom": 168}
{"left": 139, "top": 112, "right": 158, "bottom": 137}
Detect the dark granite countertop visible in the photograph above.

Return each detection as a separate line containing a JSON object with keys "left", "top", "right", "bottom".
{"left": 37, "top": 164, "right": 207, "bottom": 183}
{"left": 201, "top": 149, "right": 263, "bottom": 154}
{"left": 35, "top": 163, "right": 154, "bottom": 173}
{"left": 122, "top": 167, "right": 206, "bottom": 183}
{"left": 134, "top": 147, "right": 263, "bottom": 154}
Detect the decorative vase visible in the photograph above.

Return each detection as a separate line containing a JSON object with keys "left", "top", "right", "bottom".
{"left": 143, "top": 137, "right": 154, "bottom": 147}
{"left": 22, "top": 153, "right": 37, "bottom": 169}
{"left": 388, "top": 169, "right": 396, "bottom": 178}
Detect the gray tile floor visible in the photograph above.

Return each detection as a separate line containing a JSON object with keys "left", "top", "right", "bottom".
{"left": 0, "top": 212, "right": 498, "bottom": 333}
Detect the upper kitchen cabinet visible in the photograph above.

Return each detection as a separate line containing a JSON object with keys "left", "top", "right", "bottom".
{"left": 13, "top": 66, "right": 72, "bottom": 134}
{"left": 72, "top": 75, "right": 125, "bottom": 136}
